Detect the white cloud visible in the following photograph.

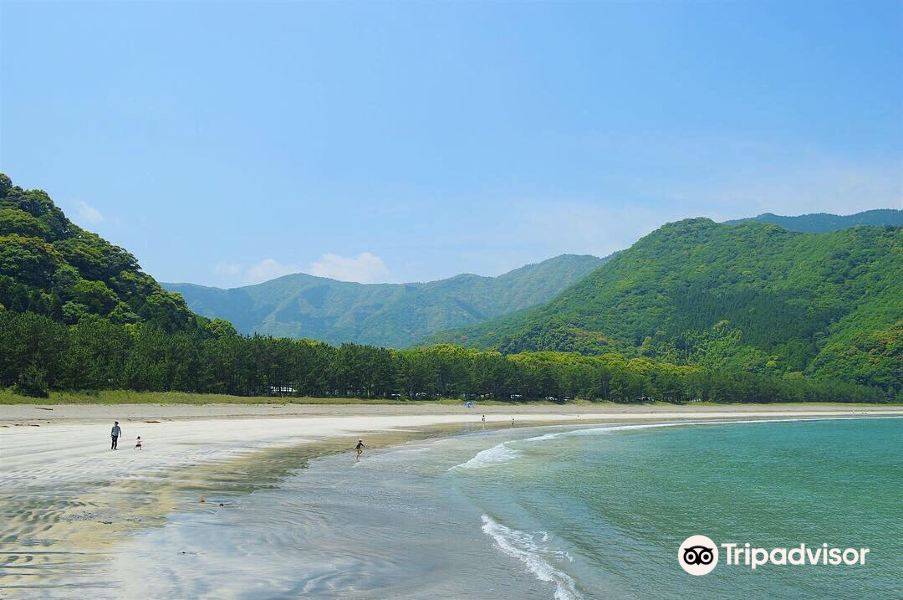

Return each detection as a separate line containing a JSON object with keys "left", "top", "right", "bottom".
{"left": 243, "top": 258, "right": 302, "bottom": 284}
{"left": 76, "top": 201, "right": 104, "bottom": 224}
{"left": 309, "top": 252, "right": 391, "bottom": 283}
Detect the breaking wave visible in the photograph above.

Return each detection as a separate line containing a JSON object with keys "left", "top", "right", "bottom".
{"left": 480, "top": 514, "right": 582, "bottom": 600}
{"left": 449, "top": 441, "right": 519, "bottom": 470}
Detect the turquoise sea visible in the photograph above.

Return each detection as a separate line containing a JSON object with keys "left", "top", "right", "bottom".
{"left": 32, "top": 417, "right": 903, "bottom": 599}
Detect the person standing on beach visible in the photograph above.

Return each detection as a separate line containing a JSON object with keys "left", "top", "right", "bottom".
{"left": 111, "top": 421, "right": 122, "bottom": 450}
{"left": 355, "top": 439, "right": 366, "bottom": 459}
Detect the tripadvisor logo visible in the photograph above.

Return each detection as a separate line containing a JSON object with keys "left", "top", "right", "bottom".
{"left": 678, "top": 535, "right": 719, "bottom": 575}
{"left": 678, "top": 535, "right": 870, "bottom": 575}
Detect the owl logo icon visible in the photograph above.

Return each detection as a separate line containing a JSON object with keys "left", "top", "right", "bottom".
{"left": 683, "top": 545, "right": 715, "bottom": 565}
{"left": 678, "top": 535, "right": 719, "bottom": 575}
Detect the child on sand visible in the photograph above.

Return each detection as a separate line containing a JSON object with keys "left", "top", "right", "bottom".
{"left": 135, "top": 436, "right": 142, "bottom": 450}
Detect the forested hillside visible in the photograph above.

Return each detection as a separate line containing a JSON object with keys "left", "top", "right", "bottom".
{"left": 727, "top": 209, "right": 902, "bottom": 232}
{"left": 166, "top": 254, "right": 603, "bottom": 347}
{"left": 0, "top": 174, "right": 198, "bottom": 332}
{"left": 434, "top": 219, "right": 901, "bottom": 395}
{"left": 0, "top": 174, "right": 894, "bottom": 402}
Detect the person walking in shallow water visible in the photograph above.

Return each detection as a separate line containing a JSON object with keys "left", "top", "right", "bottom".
{"left": 111, "top": 421, "right": 121, "bottom": 450}
{"left": 355, "top": 439, "right": 366, "bottom": 460}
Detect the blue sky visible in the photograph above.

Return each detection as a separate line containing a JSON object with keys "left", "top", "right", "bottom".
{"left": 1, "top": 1, "right": 900, "bottom": 287}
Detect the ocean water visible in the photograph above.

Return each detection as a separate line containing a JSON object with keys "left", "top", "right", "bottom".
{"left": 27, "top": 418, "right": 903, "bottom": 599}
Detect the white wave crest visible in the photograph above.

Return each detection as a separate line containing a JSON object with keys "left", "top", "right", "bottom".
{"left": 449, "top": 442, "right": 519, "bottom": 471}
{"left": 452, "top": 417, "right": 840, "bottom": 472}
{"left": 522, "top": 417, "right": 827, "bottom": 445}
{"left": 481, "top": 515, "right": 583, "bottom": 600}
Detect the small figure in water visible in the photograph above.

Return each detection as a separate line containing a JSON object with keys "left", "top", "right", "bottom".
{"left": 111, "top": 421, "right": 121, "bottom": 450}
{"left": 481, "top": 414, "right": 486, "bottom": 424}
{"left": 511, "top": 417, "right": 515, "bottom": 427}
{"left": 355, "top": 439, "right": 366, "bottom": 460}
{"left": 135, "top": 436, "right": 143, "bottom": 450}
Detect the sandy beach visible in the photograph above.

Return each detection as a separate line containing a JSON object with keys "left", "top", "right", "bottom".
{"left": 4, "top": 402, "right": 900, "bottom": 477}
{"left": 3, "top": 401, "right": 900, "bottom": 486}
{"left": 1, "top": 402, "right": 900, "bottom": 597}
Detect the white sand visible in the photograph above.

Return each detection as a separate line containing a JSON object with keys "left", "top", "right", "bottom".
{"left": 2, "top": 402, "right": 899, "bottom": 490}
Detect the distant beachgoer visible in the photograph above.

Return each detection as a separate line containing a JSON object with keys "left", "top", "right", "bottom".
{"left": 481, "top": 414, "right": 486, "bottom": 423}
{"left": 111, "top": 421, "right": 121, "bottom": 450}
{"left": 355, "top": 439, "right": 366, "bottom": 458}
{"left": 511, "top": 417, "right": 515, "bottom": 427}
{"left": 135, "top": 436, "right": 143, "bottom": 450}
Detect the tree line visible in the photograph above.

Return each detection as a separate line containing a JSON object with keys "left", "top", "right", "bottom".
{"left": 0, "top": 310, "right": 887, "bottom": 403}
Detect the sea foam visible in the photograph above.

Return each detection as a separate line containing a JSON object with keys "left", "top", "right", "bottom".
{"left": 450, "top": 423, "right": 685, "bottom": 471}
{"left": 449, "top": 441, "right": 519, "bottom": 470}
{"left": 481, "top": 514, "right": 582, "bottom": 600}
{"left": 450, "top": 416, "right": 860, "bottom": 472}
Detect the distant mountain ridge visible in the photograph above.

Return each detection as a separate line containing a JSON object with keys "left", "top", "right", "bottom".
{"left": 726, "top": 208, "right": 902, "bottom": 232}
{"left": 167, "top": 208, "right": 902, "bottom": 350}
{"left": 166, "top": 254, "right": 605, "bottom": 347}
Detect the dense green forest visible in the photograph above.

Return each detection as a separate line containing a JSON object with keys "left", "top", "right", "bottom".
{"left": 434, "top": 219, "right": 902, "bottom": 397}
{"left": 727, "top": 209, "right": 903, "bottom": 232}
{"left": 0, "top": 174, "right": 199, "bottom": 333}
{"left": 0, "top": 174, "right": 897, "bottom": 403}
{"left": 0, "top": 310, "right": 882, "bottom": 403}
{"left": 165, "top": 254, "right": 603, "bottom": 347}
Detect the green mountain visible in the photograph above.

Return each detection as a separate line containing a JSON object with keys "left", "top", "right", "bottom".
{"left": 0, "top": 174, "right": 197, "bottom": 332}
{"left": 726, "top": 209, "right": 902, "bottom": 232}
{"left": 166, "top": 254, "right": 605, "bottom": 347}
{"left": 0, "top": 172, "right": 891, "bottom": 403}
{"left": 434, "top": 218, "right": 901, "bottom": 393}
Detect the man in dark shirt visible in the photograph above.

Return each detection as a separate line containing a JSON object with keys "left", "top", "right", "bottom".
{"left": 111, "top": 421, "right": 122, "bottom": 450}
